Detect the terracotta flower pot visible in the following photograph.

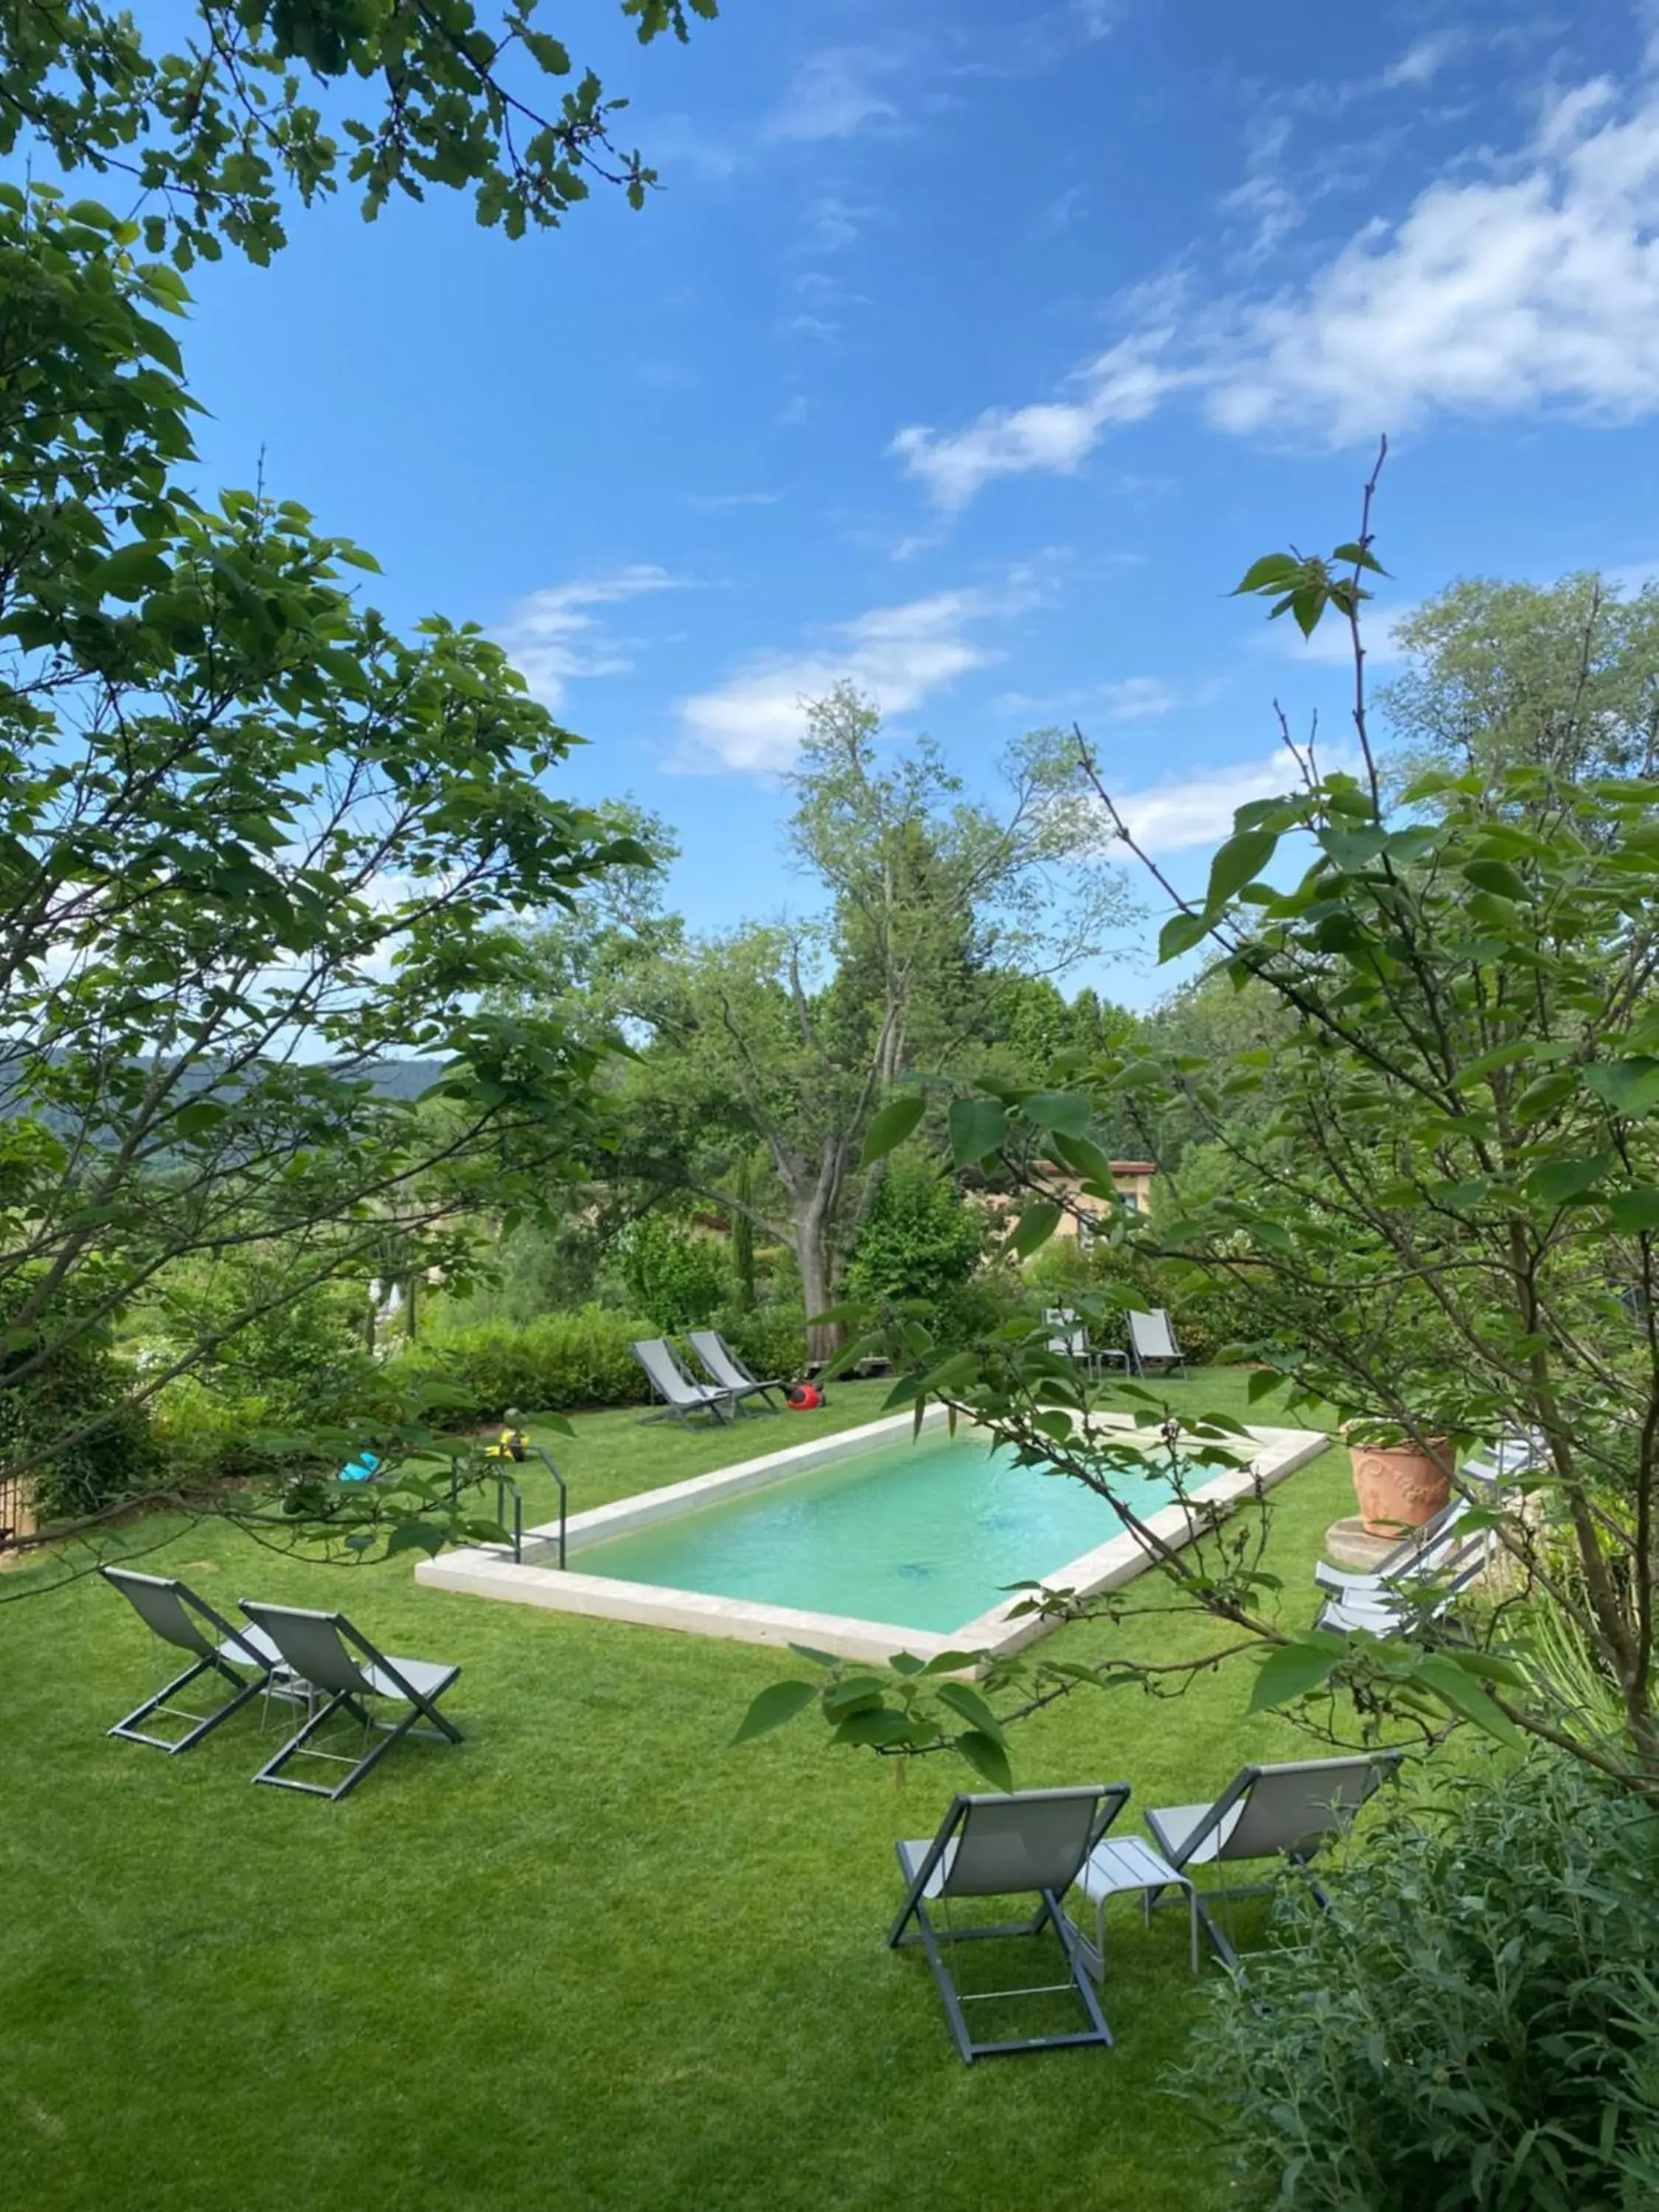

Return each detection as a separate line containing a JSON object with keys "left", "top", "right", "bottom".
{"left": 1346, "top": 1439, "right": 1451, "bottom": 1538}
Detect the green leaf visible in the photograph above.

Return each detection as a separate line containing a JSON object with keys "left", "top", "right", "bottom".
{"left": 860, "top": 1093, "right": 926, "bottom": 1166}
{"left": 92, "top": 541, "right": 171, "bottom": 600}
{"left": 786, "top": 1644, "right": 843, "bottom": 1669}
{"left": 821, "top": 1674, "right": 890, "bottom": 1721}
{"left": 1247, "top": 1640, "right": 1340, "bottom": 1714}
{"left": 954, "top": 1729, "right": 1014, "bottom": 1792}
{"left": 1048, "top": 1129, "right": 1114, "bottom": 1182}
{"left": 1463, "top": 858, "right": 1528, "bottom": 902}
{"left": 384, "top": 1520, "right": 446, "bottom": 1558}
{"left": 1246, "top": 1368, "right": 1284, "bottom": 1404}
{"left": 1607, "top": 1188, "right": 1659, "bottom": 1233}
{"left": 948, "top": 1096, "right": 1009, "bottom": 1167}
{"left": 1330, "top": 541, "right": 1390, "bottom": 577}
{"left": 1526, "top": 1155, "right": 1613, "bottom": 1206}
{"left": 731, "top": 1680, "right": 818, "bottom": 1745}
{"left": 1206, "top": 829, "right": 1278, "bottom": 911}
{"left": 1022, "top": 1091, "right": 1093, "bottom": 1138}
{"left": 1416, "top": 1655, "right": 1524, "bottom": 1747}
{"left": 1231, "top": 553, "right": 1301, "bottom": 594}
{"left": 1583, "top": 1059, "right": 1659, "bottom": 1117}
{"left": 1158, "top": 909, "right": 1213, "bottom": 964}
{"left": 919, "top": 1649, "right": 984, "bottom": 1675}
{"left": 935, "top": 1680, "right": 1006, "bottom": 1745}
{"left": 833, "top": 1708, "right": 916, "bottom": 1748}
{"left": 1009, "top": 1200, "right": 1062, "bottom": 1257}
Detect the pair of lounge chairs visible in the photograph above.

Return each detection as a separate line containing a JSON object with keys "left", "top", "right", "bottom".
{"left": 631, "top": 1332, "right": 785, "bottom": 1426}
{"left": 891, "top": 1751, "right": 1401, "bottom": 2062}
{"left": 1315, "top": 1432, "right": 1543, "bottom": 1635}
{"left": 1040, "top": 1307, "right": 1186, "bottom": 1380}
{"left": 101, "top": 1567, "right": 462, "bottom": 1801}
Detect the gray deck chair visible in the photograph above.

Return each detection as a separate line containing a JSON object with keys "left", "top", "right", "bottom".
{"left": 1127, "top": 1307, "right": 1187, "bottom": 1379}
{"left": 631, "top": 1337, "right": 737, "bottom": 1427}
{"left": 1145, "top": 1752, "right": 1402, "bottom": 1971}
{"left": 239, "top": 1601, "right": 462, "bottom": 1800}
{"left": 686, "top": 1329, "right": 785, "bottom": 1413}
{"left": 889, "top": 1783, "right": 1129, "bottom": 2062}
{"left": 100, "top": 1566, "right": 285, "bottom": 1753}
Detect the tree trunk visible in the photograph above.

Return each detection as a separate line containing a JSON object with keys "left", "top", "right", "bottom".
{"left": 798, "top": 1208, "right": 844, "bottom": 1369}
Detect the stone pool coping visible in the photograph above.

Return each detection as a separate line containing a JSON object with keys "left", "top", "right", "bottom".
{"left": 415, "top": 1407, "right": 1331, "bottom": 1664}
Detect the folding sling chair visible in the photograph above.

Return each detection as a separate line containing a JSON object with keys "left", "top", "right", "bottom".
{"left": 686, "top": 1329, "right": 786, "bottom": 1413}
{"left": 888, "top": 1783, "right": 1130, "bottom": 2062}
{"left": 100, "top": 1566, "right": 285, "bottom": 1753}
{"left": 240, "top": 1601, "right": 462, "bottom": 1801}
{"left": 1127, "top": 1308, "right": 1188, "bottom": 1379}
{"left": 630, "top": 1338, "right": 738, "bottom": 1427}
{"left": 1144, "top": 1752, "right": 1403, "bottom": 1972}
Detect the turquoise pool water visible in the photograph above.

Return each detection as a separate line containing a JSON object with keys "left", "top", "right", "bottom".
{"left": 567, "top": 1427, "right": 1176, "bottom": 1633}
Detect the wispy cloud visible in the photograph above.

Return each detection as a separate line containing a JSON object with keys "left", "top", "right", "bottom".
{"left": 686, "top": 490, "right": 782, "bottom": 512}
{"left": 896, "top": 73, "right": 1659, "bottom": 508}
{"left": 1380, "top": 31, "right": 1463, "bottom": 90}
{"left": 993, "top": 673, "right": 1193, "bottom": 720}
{"left": 1258, "top": 602, "right": 1413, "bottom": 668}
{"left": 765, "top": 47, "right": 908, "bottom": 143}
{"left": 892, "top": 327, "right": 1191, "bottom": 511}
{"left": 1110, "top": 752, "right": 1310, "bottom": 855}
{"left": 495, "top": 566, "right": 688, "bottom": 709}
{"left": 674, "top": 578, "right": 1041, "bottom": 773}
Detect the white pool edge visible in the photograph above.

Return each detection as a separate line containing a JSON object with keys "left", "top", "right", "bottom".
{"left": 416, "top": 1410, "right": 1330, "bottom": 1664}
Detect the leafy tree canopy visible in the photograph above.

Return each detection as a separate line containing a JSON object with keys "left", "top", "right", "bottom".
{"left": 0, "top": 0, "right": 718, "bottom": 263}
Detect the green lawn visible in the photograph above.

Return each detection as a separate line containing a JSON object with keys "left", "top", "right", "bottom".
{"left": 1, "top": 1373, "right": 1358, "bottom": 2212}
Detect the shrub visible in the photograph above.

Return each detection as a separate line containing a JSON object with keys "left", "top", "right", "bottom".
{"left": 843, "top": 1155, "right": 986, "bottom": 1312}
{"left": 716, "top": 1303, "right": 806, "bottom": 1383}
{"left": 403, "top": 1301, "right": 814, "bottom": 1419}
{"left": 147, "top": 1259, "right": 374, "bottom": 1427}
{"left": 404, "top": 1306, "right": 655, "bottom": 1419}
{"left": 0, "top": 1282, "right": 163, "bottom": 1523}
{"left": 1186, "top": 1753, "right": 1659, "bottom": 2211}
{"left": 616, "top": 1216, "right": 731, "bottom": 1332}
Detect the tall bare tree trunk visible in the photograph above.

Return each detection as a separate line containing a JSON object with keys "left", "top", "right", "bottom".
{"left": 798, "top": 1200, "right": 843, "bottom": 1369}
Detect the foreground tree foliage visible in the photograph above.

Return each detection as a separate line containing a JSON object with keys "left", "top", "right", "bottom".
{"left": 744, "top": 464, "right": 1659, "bottom": 1800}
{"left": 0, "top": 187, "right": 641, "bottom": 1571}
{"left": 0, "top": 0, "right": 718, "bottom": 262}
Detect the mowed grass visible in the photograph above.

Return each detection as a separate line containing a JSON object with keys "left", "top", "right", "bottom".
{"left": 0, "top": 1372, "right": 1357, "bottom": 2212}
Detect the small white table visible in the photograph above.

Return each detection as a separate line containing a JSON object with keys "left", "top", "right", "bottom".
{"left": 1069, "top": 1834, "right": 1197, "bottom": 1979}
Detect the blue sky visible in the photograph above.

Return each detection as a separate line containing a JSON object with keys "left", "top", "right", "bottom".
{"left": 172, "top": 0, "right": 1659, "bottom": 1005}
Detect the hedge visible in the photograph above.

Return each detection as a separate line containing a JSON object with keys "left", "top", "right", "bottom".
{"left": 401, "top": 1302, "right": 810, "bottom": 1422}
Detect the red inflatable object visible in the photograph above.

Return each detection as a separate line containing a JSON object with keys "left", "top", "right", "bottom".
{"left": 785, "top": 1383, "right": 823, "bottom": 1411}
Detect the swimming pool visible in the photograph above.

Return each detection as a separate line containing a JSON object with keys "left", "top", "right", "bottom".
{"left": 570, "top": 1425, "right": 1173, "bottom": 1634}
{"left": 417, "top": 1409, "right": 1329, "bottom": 1663}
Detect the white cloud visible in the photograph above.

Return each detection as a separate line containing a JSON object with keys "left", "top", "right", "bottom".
{"left": 686, "top": 490, "right": 781, "bottom": 512}
{"left": 1100, "top": 675, "right": 1179, "bottom": 720}
{"left": 1259, "top": 601, "right": 1413, "bottom": 667}
{"left": 674, "top": 582, "right": 1036, "bottom": 773}
{"left": 1110, "top": 754, "right": 1310, "bottom": 855}
{"left": 1381, "top": 32, "right": 1462, "bottom": 90}
{"left": 766, "top": 49, "right": 905, "bottom": 143}
{"left": 894, "top": 75, "right": 1659, "bottom": 505}
{"left": 891, "top": 331, "right": 1192, "bottom": 510}
{"left": 495, "top": 566, "right": 687, "bottom": 709}
{"left": 1073, "top": 0, "right": 1123, "bottom": 38}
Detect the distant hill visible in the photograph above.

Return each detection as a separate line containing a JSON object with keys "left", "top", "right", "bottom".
{"left": 0, "top": 1053, "right": 454, "bottom": 1129}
